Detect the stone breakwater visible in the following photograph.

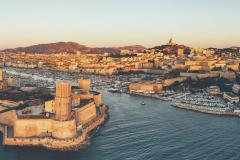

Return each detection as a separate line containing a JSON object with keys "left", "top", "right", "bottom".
{"left": 171, "top": 103, "right": 240, "bottom": 116}
{"left": 1, "top": 105, "right": 109, "bottom": 151}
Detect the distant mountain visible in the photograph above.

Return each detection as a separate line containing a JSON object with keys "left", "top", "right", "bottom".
{"left": 90, "top": 45, "right": 145, "bottom": 55}
{"left": 3, "top": 42, "right": 89, "bottom": 54}
{"left": 3, "top": 42, "right": 145, "bottom": 54}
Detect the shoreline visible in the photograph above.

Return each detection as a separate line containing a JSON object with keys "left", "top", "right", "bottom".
{"left": 171, "top": 103, "right": 240, "bottom": 117}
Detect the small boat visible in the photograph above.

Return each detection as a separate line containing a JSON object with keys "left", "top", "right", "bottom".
{"left": 141, "top": 101, "right": 146, "bottom": 105}
{"left": 108, "top": 88, "right": 120, "bottom": 93}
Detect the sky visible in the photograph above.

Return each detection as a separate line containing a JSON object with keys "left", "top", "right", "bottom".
{"left": 0, "top": 0, "right": 239, "bottom": 49}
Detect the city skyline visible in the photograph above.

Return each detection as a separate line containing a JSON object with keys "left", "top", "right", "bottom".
{"left": 0, "top": 0, "right": 240, "bottom": 49}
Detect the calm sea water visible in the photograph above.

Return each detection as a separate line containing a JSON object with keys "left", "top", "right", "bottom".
{"left": 1, "top": 91, "right": 240, "bottom": 160}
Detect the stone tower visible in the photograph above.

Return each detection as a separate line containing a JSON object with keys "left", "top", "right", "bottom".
{"left": 77, "top": 79, "right": 90, "bottom": 92}
{"left": 54, "top": 81, "right": 72, "bottom": 121}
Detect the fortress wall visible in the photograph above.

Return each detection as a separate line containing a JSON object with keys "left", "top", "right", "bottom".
{"left": 0, "top": 110, "right": 17, "bottom": 126}
{"left": 93, "top": 94, "right": 102, "bottom": 107}
{"left": 4, "top": 116, "right": 106, "bottom": 149}
{"left": 51, "top": 119, "right": 77, "bottom": 139}
{"left": 14, "top": 118, "right": 77, "bottom": 139}
{"left": 14, "top": 119, "right": 52, "bottom": 138}
{"left": 75, "top": 102, "right": 96, "bottom": 125}
{"left": 79, "top": 94, "right": 93, "bottom": 100}
{"left": 72, "top": 94, "right": 81, "bottom": 106}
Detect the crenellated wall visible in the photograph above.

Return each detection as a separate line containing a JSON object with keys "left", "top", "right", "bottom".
{"left": 75, "top": 102, "right": 96, "bottom": 125}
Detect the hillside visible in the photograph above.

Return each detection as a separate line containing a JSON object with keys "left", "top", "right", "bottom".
{"left": 4, "top": 42, "right": 89, "bottom": 54}
{"left": 3, "top": 42, "right": 145, "bottom": 54}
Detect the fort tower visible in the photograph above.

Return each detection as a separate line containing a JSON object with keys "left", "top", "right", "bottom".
{"left": 77, "top": 79, "right": 90, "bottom": 92}
{"left": 54, "top": 81, "right": 72, "bottom": 121}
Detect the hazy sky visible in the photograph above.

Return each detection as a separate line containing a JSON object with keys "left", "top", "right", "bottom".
{"left": 0, "top": 0, "right": 239, "bottom": 49}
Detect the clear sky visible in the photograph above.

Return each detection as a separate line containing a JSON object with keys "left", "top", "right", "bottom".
{"left": 0, "top": 0, "right": 239, "bottom": 49}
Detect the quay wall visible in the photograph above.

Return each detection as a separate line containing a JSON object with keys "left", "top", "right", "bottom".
{"left": 172, "top": 103, "right": 239, "bottom": 116}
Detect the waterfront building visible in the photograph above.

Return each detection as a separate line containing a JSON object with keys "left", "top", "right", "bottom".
{"left": 232, "top": 84, "right": 240, "bottom": 94}
{"left": 7, "top": 77, "right": 21, "bottom": 87}
{"left": 0, "top": 69, "right": 7, "bottom": 91}
{"left": 227, "top": 64, "right": 239, "bottom": 71}
{"left": 177, "top": 49, "right": 184, "bottom": 57}
{"left": 207, "top": 86, "right": 221, "bottom": 95}
{"left": 223, "top": 92, "right": 239, "bottom": 103}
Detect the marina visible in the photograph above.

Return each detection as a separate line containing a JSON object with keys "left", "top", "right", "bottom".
{"left": 3, "top": 67, "right": 239, "bottom": 117}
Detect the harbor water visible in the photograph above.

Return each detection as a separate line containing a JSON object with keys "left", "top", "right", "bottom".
{"left": 1, "top": 91, "right": 240, "bottom": 160}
